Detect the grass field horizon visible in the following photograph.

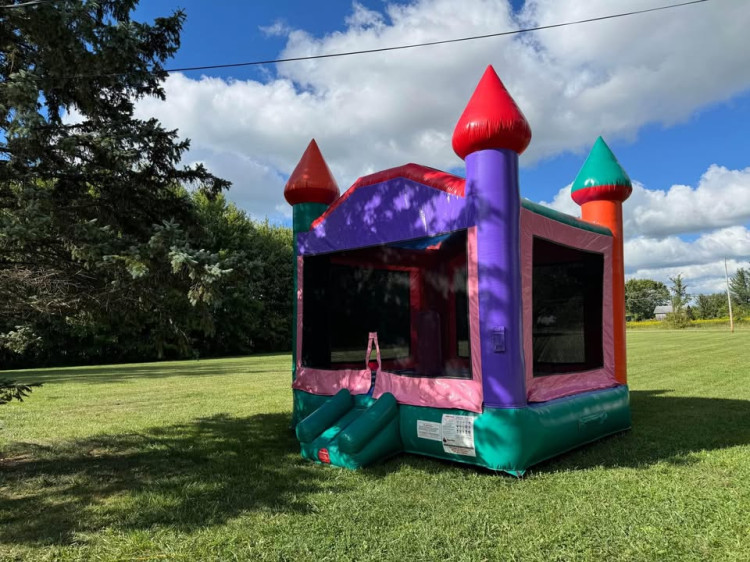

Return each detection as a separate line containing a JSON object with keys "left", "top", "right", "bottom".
{"left": 2, "top": 331, "right": 749, "bottom": 560}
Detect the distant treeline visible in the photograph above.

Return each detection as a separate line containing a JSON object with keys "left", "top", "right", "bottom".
{"left": 626, "top": 271, "right": 750, "bottom": 324}
{"left": 1, "top": 193, "right": 293, "bottom": 370}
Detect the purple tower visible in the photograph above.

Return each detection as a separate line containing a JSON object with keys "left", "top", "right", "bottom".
{"left": 452, "top": 66, "right": 532, "bottom": 408}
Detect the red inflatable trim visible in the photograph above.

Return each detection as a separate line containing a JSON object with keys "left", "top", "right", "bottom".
{"left": 310, "top": 163, "right": 466, "bottom": 229}
{"left": 570, "top": 183, "right": 633, "bottom": 206}
{"left": 284, "top": 139, "right": 340, "bottom": 205}
{"left": 452, "top": 65, "right": 532, "bottom": 160}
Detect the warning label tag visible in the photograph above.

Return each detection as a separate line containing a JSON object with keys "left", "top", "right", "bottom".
{"left": 441, "top": 414, "right": 476, "bottom": 457}
{"left": 416, "top": 420, "right": 442, "bottom": 441}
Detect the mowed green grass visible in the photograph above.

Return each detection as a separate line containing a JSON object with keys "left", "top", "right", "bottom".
{"left": 1, "top": 333, "right": 749, "bottom": 561}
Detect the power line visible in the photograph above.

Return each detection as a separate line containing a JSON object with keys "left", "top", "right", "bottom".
{"left": 161, "top": 0, "right": 709, "bottom": 75}
{"left": 2, "top": 0, "right": 711, "bottom": 76}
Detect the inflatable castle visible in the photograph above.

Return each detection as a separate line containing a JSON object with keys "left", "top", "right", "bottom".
{"left": 285, "top": 66, "right": 632, "bottom": 475}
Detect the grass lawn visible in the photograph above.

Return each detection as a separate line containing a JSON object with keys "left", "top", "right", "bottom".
{"left": 1, "top": 332, "right": 749, "bottom": 561}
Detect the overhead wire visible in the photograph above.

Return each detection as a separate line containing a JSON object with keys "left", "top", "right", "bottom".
{"left": 11, "top": 0, "right": 709, "bottom": 79}
{"left": 161, "top": 0, "right": 710, "bottom": 75}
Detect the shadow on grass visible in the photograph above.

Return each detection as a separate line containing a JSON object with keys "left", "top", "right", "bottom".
{"left": 531, "top": 389, "right": 750, "bottom": 474}
{"left": 0, "top": 412, "right": 344, "bottom": 546}
{"left": 2, "top": 390, "right": 749, "bottom": 545}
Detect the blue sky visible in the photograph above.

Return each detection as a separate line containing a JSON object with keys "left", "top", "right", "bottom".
{"left": 132, "top": 0, "right": 750, "bottom": 294}
{"left": 134, "top": 0, "right": 750, "bottom": 194}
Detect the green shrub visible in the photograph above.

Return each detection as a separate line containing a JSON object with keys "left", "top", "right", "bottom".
{"left": 665, "top": 311, "right": 691, "bottom": 329}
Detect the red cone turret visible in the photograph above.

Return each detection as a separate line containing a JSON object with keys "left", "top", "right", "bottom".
{"left": 452, "top": 65, "right": 532, "bottom": 160}
{"left": 284, "top": 139, "right": 340, "bottom": 206}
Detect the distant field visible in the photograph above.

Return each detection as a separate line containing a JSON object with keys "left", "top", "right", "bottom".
{"left": 627, "top": 317, "right": 750, "bottom": 330}
{"left": 1, "top": 332, "right": 749, "bottom": 561}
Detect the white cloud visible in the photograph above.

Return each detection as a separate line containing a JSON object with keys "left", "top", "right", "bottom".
{"left": 543, "top": 165, "right": 750, "bottom": 238}
{"left": 185, "top": 148, "right": 289, "bottom": 219}
{"left": 623, "top": 227, "right": 750, "bottom": 296}
{"left": 345, "top": 2, "right": 386, "bottom": 29}
{"left": 259, "top": 20, "right": 292, "bottom": 37}
{"left": 626, "top": 226, "right": 750, "bottom": 270}
{"left": 134, "top": 0, "right": 750, "bottom": 222}
{"left": 627, "top": 166, "right": 750, "bottom": 237}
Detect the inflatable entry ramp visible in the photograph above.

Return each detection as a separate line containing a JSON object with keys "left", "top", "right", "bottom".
{"left": 296, "top": 389, "right": 402, "bottom": 469}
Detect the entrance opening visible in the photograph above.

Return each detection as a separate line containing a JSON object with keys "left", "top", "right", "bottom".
{"left": 301, "top": 230, "right": 471, "bottom": 379}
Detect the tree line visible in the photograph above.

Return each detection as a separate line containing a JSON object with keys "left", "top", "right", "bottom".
{"left": 626, "top": 268, "right": 750, "bottom": 322}
{"left": 1, "top": 1, "right": 293, "bottom": 370}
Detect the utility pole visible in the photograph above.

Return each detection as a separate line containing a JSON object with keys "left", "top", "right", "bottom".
{"left": 725, "top": 258, "right": 734, "bottom": 333}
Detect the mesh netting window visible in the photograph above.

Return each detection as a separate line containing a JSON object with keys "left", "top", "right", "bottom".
{"left": 532, "top": 237, "right": 604, "bottom": 376}
{"left": 300, "top": 230, "right": 471, "bottom": 379}
{"left": 302, "top": 257, "right": 411, "bottom": 368}
{"left": 454, "top": 267, "right": 470, "bottom": 359}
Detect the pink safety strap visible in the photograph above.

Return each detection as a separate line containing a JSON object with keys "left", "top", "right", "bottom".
{"left": 365, "top": 332, "right": 381, "bottom": 371}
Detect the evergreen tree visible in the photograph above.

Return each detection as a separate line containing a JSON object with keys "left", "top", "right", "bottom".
{"left": 0, "top": 1, "right": 230, "bottom": 360}
{"left": 0, "top": 380, "right": 41, "bottom": 405}
{"left": 666, "top": 274, "right": 690, "bottom": 328}
{"left": 190, "top": 193, "right": 294, "bottom": 357}
{"left": 729, "top": 267, "right": 750, "bottom": 314}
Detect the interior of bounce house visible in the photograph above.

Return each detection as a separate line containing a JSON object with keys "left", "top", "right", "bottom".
{"left": 287, "top": 66, "right": 633, "bottom": 476}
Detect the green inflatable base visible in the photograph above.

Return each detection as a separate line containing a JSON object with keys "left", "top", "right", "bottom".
{"left": 293, "top": 385, "right": 631, "bottom": 476}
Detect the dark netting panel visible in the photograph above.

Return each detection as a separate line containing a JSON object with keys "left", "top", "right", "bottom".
{"left": 302, "top": 256, "right": 411, "bottom": 368}
{"left": 454, "top": 267, "right": 470, "bottom": 358}
{"left": 532, "top": 237, "right": 604, "bottom": 376}
{"left": 301, "top": 230, "right": 471, "bottom": 379}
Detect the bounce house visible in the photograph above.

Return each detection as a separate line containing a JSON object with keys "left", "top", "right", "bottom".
{"left": 286, "top": 66, "right": 632, "bottom": 475}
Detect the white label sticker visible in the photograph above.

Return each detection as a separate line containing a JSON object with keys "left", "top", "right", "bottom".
{"left": 441, "top": 414, "right": 476, "bottom": 457}
{"left": 416, "top": 420, "right": 442, "bottom": 442}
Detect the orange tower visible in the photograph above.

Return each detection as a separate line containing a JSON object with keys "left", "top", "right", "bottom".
{"left": 571, "top": 137, "right": 632, "bottom": 385}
